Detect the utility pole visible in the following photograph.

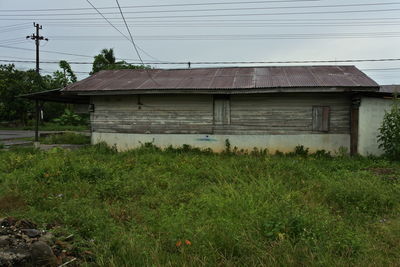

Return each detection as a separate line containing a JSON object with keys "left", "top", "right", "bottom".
{"left": 26, "top": 22, "right": 48, "bottom": 73}
{"left": 26, "top": 22, "right": 48, "bottom": 143}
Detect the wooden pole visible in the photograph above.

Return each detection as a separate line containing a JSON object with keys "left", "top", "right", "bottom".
{"left": 35, "top": 99, "right": 39, "bottom": 142}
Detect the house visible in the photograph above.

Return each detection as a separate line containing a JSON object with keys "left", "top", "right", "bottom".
{"left": 47, "top": 65, "right": 381, "bottom": 155}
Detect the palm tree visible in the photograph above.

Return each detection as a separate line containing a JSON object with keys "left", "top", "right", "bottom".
{"left": 91, "top": 48, "right": 117, "bottom": 74}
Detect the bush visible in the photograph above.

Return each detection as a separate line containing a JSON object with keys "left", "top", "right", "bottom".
{"left": 378, "top": 100, "right": 400, "bottom": 159}
{"left": 53, "top": 109, "right": 86, "bottom": 126}
{"left": 41, "top": 133, "right": 90, "bottom": 145}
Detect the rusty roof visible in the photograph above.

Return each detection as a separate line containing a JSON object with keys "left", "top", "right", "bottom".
{"left": 380, "top": 85, "right": 400, "bottom": 94}
{"left": 64, "top": 66, "right": 378, "bottom": 94}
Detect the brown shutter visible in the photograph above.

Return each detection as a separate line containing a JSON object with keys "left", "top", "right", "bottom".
{"left": 312, "top": 106, "right": 330, "bottom": 132}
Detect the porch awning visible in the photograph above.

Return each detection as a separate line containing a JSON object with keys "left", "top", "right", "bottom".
{"left": 20, "top": 88, "right": 89, "bottom": 104}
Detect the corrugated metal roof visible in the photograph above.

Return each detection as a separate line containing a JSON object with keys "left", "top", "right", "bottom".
{"left": 64, "top": 66, "right": 378, "bottom": 93}
{"left": 380, "top": 85, "right": 400, "bottom": 94}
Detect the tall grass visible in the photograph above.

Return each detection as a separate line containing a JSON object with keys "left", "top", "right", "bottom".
{"left": 0, "top": 144, "right": 399, "bottom": 266}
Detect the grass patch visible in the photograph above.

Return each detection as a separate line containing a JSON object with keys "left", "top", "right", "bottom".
{"left": 41, "top": 132, "right": 90, "bottom": 145}
{"left": 0, "top": 145, "right": 399, "bottom": 266}
{"left": 0, "top": 122, "right": 89, "bottom": 131}
{"left": 0, "top": 194, "right": 27, "bottom": 212}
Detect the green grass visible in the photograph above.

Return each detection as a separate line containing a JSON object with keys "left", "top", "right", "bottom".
{"left": 41, "top": 132, "right": 90, "bottom": 145}
{"left": 0, "top": 122, "right": 89, "bottom": 131}
{"left": 0, "top": 144, "right": 399, "bottom": 266}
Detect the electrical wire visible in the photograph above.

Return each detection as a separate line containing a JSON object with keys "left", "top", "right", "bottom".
{"left": 2, "top": 58, "right": 400, "bottom": 65}
{"left": 1, "top": 8, "right": 400, "bottom": 21}
{"left": 114, "top": 0, "right": 145, "bottom": 67}
{"left": 45, "top": 32, "right": 400, "bottom": 41}
{"left": 0, "top": 0, "right": 324, "bottom": 12}
{"left": 84, "top": 0, "right": 162, "bottom": 62}
{"left": 3, "top": 2, "right": 400, "bottom": 17}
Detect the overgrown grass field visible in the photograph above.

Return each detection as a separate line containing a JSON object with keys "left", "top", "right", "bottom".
{"left": 0, "top": 145, "right": 399, "bottom": 266}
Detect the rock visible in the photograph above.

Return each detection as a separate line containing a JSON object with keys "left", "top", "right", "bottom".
{"left": 16, "top": 219, "right": 37, "bottom": 230}
{"left": 0, "top": 249, "right": 31, "bottom": 266}
{"left": 0, "top": 236, "right": 9, "bottom": 248}
{"left": 39, "top": 232, "right": 54, "bottom": 245}
{"left": 30, "top": 241, "right": 57, "bottom": 267}
{"left": 21, "top": 229, "right": 41, "bottom": 238}
{"left": 0, "top": 217, "right": 16, "bottom": 227}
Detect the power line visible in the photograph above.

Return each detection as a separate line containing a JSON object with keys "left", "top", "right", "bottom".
{"left": 3, "top": 2, "right": 400, "bottom": 17}
{"left": 42, "top": 17, "right": 400, "bottom": 23}
{"left": 0, "top": 45, "right": 162, "bottom": 62}
{"left": 45, "top": 32, "right": 400, "bottom": 41}
{"left": 2, "top": 8, "right": 400, "bottom": 21}
{"left": 84, "top": 0, "right": 161, "bottom": 62}
{"left": 115, "top": 0, "right": 145, "bottom": 67}
{"left": 3, "top": 58, "right": 400, "bottom": 65}
{"left": 43, "top": 22, "right": 400, "bottom": 28}
{"left": 0, "top": 0, "right": 323, "bottom": 12}
{"left": 115, "top": 0, "right": 158, "bottom": 84}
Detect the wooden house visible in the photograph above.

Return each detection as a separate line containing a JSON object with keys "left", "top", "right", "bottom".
{"left": 58, "top": 66, "right": 379, "bottom": 154}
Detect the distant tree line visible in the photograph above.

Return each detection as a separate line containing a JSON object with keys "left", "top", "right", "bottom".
{"left": 0, "top": 48, "right": 146, "bottom": 124}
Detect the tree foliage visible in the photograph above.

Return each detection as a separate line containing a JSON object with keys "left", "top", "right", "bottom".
{"left": 1, "top": 48, "right": 147, "bottom": 124}
{"left": 0, "top": 63, "right": 74, "bottom": 123}
{"left": 378, "top": 99, "right": 400, "bottom": 159}
{"left": 91, "top": 48, "right": 149, "bottom": 74}
{"left": 52, "top": 60, "right": 77, "bottom": 86}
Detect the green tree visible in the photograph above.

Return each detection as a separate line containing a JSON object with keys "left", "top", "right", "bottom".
{"left": 378, "top": 99, "right": 400, "bottom": 159}
{"left": 91, "top": 48, "right": 149, "bottom": 74}
{"left": 52, "top": 60, "right": 77, "bottom": 86}
{"left": 0, "top": 65, "right": 45, "bottom": 122}
{"left": 0, "top": 62, "right": 77, "bottom": 124}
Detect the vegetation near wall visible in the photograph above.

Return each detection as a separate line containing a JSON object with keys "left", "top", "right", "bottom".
{"left": 0, "top": 145, "right": 399, "bottom": 266}
{"left": 379, "top": 99, "right": 400, "bottom": 159}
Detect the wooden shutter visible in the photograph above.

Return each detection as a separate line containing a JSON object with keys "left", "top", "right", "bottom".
{"left": 312, "top": 106, "right": 330, "bottom": 132}
{"left": 214, "top": 96, "right": 231, "bottom": 125}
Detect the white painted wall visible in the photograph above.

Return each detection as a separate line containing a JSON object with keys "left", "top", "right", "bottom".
{"left": 358, "top": 97, "right": 394, "bottom": 156}
{"left": 92, "top": 132, "right": 350, "bottom": 154}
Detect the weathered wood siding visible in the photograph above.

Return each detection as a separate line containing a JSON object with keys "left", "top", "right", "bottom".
{"left": 91, "top": 95, "right": 214, "bottom": 134}
{"left": 91, "top": 93, "right": 351, "bottom": 135}
{"left": 214, "top": 94, "right": 351, "bottom": 135}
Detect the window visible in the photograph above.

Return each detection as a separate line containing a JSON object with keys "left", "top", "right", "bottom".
{"left": 214, "top": 95, "right": 230, "bottom": 125}
{"left": 312, "top": 106, "right": 330, "bottom": 132}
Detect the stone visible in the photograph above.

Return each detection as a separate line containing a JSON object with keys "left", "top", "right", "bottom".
{"left": 21, "top": 229, "right": 41, "bottom": 238}
{"left": 39, "top": 232, "right": 54, "bottom": 245}
{"left": 30, "top": 241, "right": 57, "bottom": 267}
{"left": 0, "top": 249, "right": 31, "bottom": 266}
{"left": 0, "top": 236, "right": 9, "bottom": 248}
{"left": 16, "top": 219, "right": 37, "bottom": 230}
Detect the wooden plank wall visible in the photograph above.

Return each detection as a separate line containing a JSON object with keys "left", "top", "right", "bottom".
{"left": 91, "top": 95, "right": 214, "bottom": 134}
{"left": 91, "top": 93, "right": 351, "bottom": 135}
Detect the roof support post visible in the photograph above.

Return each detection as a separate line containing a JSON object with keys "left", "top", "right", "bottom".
{"left": 350, "top": 96, "right": 361, "bottom": 156}
{"left": 35, "top": 99, "right": 39, "bottom": 143}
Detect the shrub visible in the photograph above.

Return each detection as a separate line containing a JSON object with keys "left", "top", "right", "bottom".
{"left": 41, "top": 132, "right": 90, "bottom": 145}
{"left": 313, "top": 149, "right": 332, "bottom": 158}
{"left": 53, "top": 109, "right": 86, "bottom": 126}
{"left": 286, "top": 145, "right": 309, "bottom": 157}
{"left": 378, "top": 100, "right": 400, "bottom": 159}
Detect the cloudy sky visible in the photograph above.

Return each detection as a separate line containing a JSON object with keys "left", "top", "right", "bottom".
{"left": 0, "top": 0, "right": 399, "bottom": 84}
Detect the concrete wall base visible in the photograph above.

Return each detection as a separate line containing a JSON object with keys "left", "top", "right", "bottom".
{"left": 359, "top": 97, "right": 394, "bottom": 156}
{"left": 92, "top": 132, "right": 350, "bottom": 153}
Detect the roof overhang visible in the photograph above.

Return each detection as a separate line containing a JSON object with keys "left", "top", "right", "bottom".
{"left": 72, "top": 86, "right": 379, "bottom": 96}
{"left": 20, "top": 88, "right": 89, "bottom": 104}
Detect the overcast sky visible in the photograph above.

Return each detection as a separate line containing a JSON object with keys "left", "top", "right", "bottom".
{"left": 0, "top": 0, "right": 399, "bottom": 84}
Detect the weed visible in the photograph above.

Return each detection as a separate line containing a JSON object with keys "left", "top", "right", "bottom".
{"left": 0, "top": 147, "right": 399, "bottom": 266}
{"left": 41, "top": 132, "right": 90, "bottom": 145}
{"left": 224, "top": 139, "right": 231, "bottom": 154}
{"left": 0, "top": 194, "right": 27, "bottom": 212}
